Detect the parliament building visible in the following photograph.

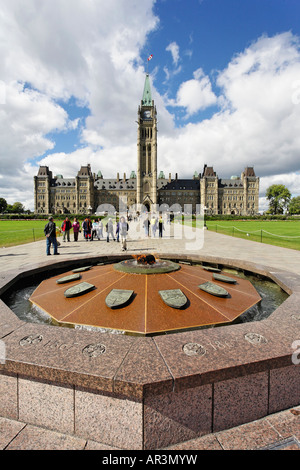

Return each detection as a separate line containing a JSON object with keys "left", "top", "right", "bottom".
{"left": 34, "top": 75, "right": 259, "bottom": 216}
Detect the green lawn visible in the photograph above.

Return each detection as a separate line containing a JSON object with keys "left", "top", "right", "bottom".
{"left": 0, "top": 220, "right": 62, "bottom": 247}
{"left": 180, "top": 217, "right": 300, "bottom": 251}
{"left": 205, "top": 219, "right": 300, "bottom": 251}
{"left": 0, "top": 217, "right": 110, "bottom": 247}
{"left": 1, "top": 218, "right": 300, "bottom": 251}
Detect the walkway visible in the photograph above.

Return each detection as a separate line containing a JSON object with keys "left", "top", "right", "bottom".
{"left": 0, "top": 224, "right": 299, "bottom": 450}
{"left": 1, "top": 221, "right": 300, "bottom": 275}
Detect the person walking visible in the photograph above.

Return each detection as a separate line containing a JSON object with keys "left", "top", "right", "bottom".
{"left": 106, "top": 218, "right": 115, "bottom": 242}
{"left": 44, "top": 216, "right": 59, "bottom": 256}
{"left": 119, "top": 216, "right": 129, "bottom": 251}
{"left": 115, "top": 220, "right": 120, "bottom": 242}
{"left": 61, "top": 216, "right": 72, "bottom": 242}
{"left": 151, "top": 215, "right": 157, "bottom": 237}
{"left": 158, "top": 215, "right": 164, "bottom": 238}
{"left": 72, "top": 217, "right": 80, "bottom": 242}
{"left": 97, "top": 219, "right": 103, "bottom": 240}
{"left": 82, "top": 216, "right": 92, "bottom": 241}
{"left": 143, "top": 216, "right": 150, "bottom": 237}
{"left": 91, "top": 219, "right": 99, "bottom": 241}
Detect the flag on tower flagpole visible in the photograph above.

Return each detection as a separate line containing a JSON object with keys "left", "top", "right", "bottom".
{"left": 147, "top": 54, "right": 153, "bottom": 61}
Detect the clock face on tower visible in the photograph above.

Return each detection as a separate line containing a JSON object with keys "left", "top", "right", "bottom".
{"left": 142, "top": 110, "right": 151, "bottom": 120}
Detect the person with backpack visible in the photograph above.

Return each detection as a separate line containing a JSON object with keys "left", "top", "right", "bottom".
{"left": 82, "top": 216, "right": 92, "bottom": 241}
{"left": 44, "top": 216, "right": 60, "bottom": 256}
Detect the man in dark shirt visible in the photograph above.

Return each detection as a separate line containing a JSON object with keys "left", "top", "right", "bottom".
{"left": 44, "top": 216, "right": 59, "bottom": 255}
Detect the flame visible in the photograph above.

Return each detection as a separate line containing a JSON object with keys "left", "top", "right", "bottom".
{"left": 133, "top": 254, "right": 156, "bottom": 265}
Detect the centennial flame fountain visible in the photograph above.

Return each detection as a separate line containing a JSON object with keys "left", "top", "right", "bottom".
{"left": 0, "top": 252, "right": 299, "bottom": 450}
{"left": 28, "top": 254, "right": 261, "bottom": 335}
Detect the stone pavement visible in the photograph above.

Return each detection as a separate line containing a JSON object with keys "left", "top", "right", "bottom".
{"left": 0, "top": 224, "right": 300, "bottom": 450}
{"left": 1, "top": 221, "right": 300, "bottom": 275}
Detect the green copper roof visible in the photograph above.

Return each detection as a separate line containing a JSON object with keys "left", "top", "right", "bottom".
{"left": 142, "top": 74, "right": 152, "bottom": 106}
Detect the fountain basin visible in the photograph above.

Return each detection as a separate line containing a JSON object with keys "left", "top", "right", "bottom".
{"left": 0, "top": 253, "right": 299, "bottom": 450}
{"left": 27, "top": 258, "right": 262, "bottom": 335}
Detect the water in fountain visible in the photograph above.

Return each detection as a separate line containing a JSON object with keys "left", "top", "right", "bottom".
{"left": 1, "top": 262, "right": 289, "bottom": 334}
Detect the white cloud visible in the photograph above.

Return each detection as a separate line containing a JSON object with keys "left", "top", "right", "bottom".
{"left": 0, "top": 81, "right": 71, "bottom": 209}
{"left": 166, "top": 41, "right": 180, "bottom": 65}
{"left": 163, "top": 64, "right": 182, "bottom": 83}
{"left": 159, "top": 33, "right": 300, "bottom": 190}
{"left": 0, "top": 0, "right": 158, "bottom": 101}
{"left": 260, "top": 173, "right": 300, "bottom": 197}
{"left": 0, "top": 82, "right": 69, "bottom": 176}
{"left": 39, "top": 144, "right": 137, "bottom": 182}
{"left": 170, "top": 68, "right": 217, "bottom": 116}
{"left": 0, "top": 0, "right": 160, "bottom": 208}
{"left": 0, "top": 0, "right": 300, "bottom": 216}
{"left": 164, "top": 42, "right": 182, "bottom": 83}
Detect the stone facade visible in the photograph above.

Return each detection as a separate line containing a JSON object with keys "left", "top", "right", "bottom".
{"left": 34, "top": 75, "right": 259, "bottom": 216}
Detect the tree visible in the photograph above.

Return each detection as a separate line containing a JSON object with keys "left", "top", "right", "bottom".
{"left": 0, "top": 197, "right": 7, "bottom": 213}
{"left": 11, "top": 202, "right": 25, "bottom": 213}
{"left": 5, "top": 202, "right": 25, "bottom": 214}
{"left": 289, "top": 196, "right": 300, "bottom": 215}
{"left": 266, "top": 184, "right": 291, "bottom": 214}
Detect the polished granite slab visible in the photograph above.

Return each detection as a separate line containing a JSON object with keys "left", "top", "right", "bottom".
{"left": 28, "top": 261, "right": 261, "bottom": 334}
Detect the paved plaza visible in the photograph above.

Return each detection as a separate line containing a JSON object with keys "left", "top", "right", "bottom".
{"left": 1, "top": 220, "right": 300, "bottom": 275}
{"left": 0, "top": 224, "right": 299, "bottom": 450}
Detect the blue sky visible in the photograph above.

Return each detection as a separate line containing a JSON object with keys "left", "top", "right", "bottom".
{"left": 0, "top": 0, "right": 300, "bottom": 210}
{"left": 144, "top": 0, "right": 300, "bottom": 123}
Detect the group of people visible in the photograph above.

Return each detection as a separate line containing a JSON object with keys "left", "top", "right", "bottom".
{"left": 44, "top": 215, "right": 130, "bottom": 254}
{"left": 143, "top": 214, "right": 164, "bottom": 238}
{"left": 44, "top": 213, "right": 166, "bottom": 255}
{"left": 58, "top": 216, "right": 104, "bottom": 242}
{"left": 79, "top": 216, "right": 129, "bottom": 251}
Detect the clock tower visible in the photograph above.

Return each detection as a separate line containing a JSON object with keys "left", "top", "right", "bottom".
{"left": 137, "top": 74, "right": 158, "bottom": 211}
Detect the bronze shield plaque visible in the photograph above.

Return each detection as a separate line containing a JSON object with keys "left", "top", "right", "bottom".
{"left": 72, "top": 266, "right": 93, "bottom": 273}
{"left": 56, "top": 273, "right": 81, "bottom": 284}
{"left": 105, "top": 289, "right": 134, "bottom": 309}
{"left": 202, "top": 266, "right": 221, "bottom": 273}
{"left": 64, "top": 282, "right": 95, "bottom": 298}
{"left": 198, "top": 281, "right": 228, "bottom": 297}
{"left": 213, "top": 273, "right": 237, "bottom": 284}
{"left": 159, "top": 289, "right": 188, "bottom": 309}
